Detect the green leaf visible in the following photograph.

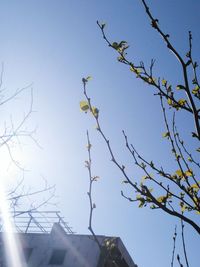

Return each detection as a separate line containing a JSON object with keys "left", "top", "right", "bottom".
{"left": 147, "top": 77, "right": 156, "bottom": 84}
{"left": 181, "top": 204, "right": 187, "bottom": 212}
{"left": 190, "top": 183, "right": 200, "bottom": 189}
{"left": 175, "top": 153, "right": 180, "bottom": 160}
{"left": 112, "top": 42, "right": 119, "bottom": 49}
{"left": 138, "top": 199, "right": 145, "bottom": 208}
{"left": 135, "top": 68, "right": 142, "bottom": 75}
{"left": 162, "top": 132, "right": 170, "bottom": 138}
{"left": 157, "top": 195, "right": 166, "bottom": 203}
{"left": 178, "top": 98, "right": 186, "bottom": 106}
{"left": 185, "top": 169, "right": 193, "bottom": 177}
{"left": 136, "top": 194, "right": 142, "bottom": 200}
{"left": 91, "top": 106, "right": 99, "bottom": 118}
{"left": 136, "top": 194, "right": 146, "bottom": 208}
{"left": 162, "top": 79, "right": 167, "bottom": 86}
{"left": 176, "top": 84, "right": 185, "bottom": 90}
{"left": 82, "top": 76, "right": 92, "bottom": 84}
{"left": 171, "top": 174, "right": 178, "bottom": 180}
{"left": 117, "top": 56, "right": 123, "bottom": 62}
{"left": 196, "top": 148, "right": 200, "bottom": 153}
{"left": 192, "top": 85, "right": 199, "bottom": 95}
{"left": 80, "top": 101, "right": 89, "bottom": 112}
{"left": 167, "top": 98, "right": 172, "bottom": 106}
{"left": 141, "top": 175, "right": 148, "bottom": 182}
{"left": 175, "top": 169, "right": 184, "bottom": 178}
{"left": 86, "top": 76, "right": 92, "bottom": 81}
{"left": 119, "top": 40, "right": 127, "bottom": 45}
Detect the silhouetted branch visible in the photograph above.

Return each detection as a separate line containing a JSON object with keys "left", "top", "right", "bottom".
{"left": 85, "top": 130, "right": 102, "bottom": 251}
{"left": 140, "top": 0, "right": 200, "bottom": 140}
{"left": 81, "top": 79, "right": 200, "bottom": 235}
{"left": 81, "top": 1, "right": 200, "bottom": 266}
{"left": 7, "top": 175, "right": 56, "bottom": 216}
{"left": 177, "top": 254, "right": 184, "bottom": 267}
{"left": 181, "top": 219, "right": 190, "bottom": 267}
{"left": 171, "top": 225, "right": 177, "bottom": 267}
{"left": 0, "top": 67, "right": 55, "bottom": 218}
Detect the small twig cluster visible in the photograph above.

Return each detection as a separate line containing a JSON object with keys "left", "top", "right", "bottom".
{"left": 7, "top": 175, "right": 56, "bottom": 215}
{"left": 0, "top": 65, "right": 55, "bottom": 215}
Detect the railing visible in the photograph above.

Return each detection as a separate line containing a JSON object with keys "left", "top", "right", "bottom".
{"left": 0, "top": 211, "right": 75, "bottom": 234}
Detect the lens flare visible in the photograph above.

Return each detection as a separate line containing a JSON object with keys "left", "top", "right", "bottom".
{"left": 0, "top": 184, "right": 26, "bottom": 267}
{"left": 0, "top": 144, "right": 26, "bottom": 267}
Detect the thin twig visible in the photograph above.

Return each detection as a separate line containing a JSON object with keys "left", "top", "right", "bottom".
{"left": 86, "top": 130, "right": 102, "bottom": 251}
{"left": 177, "top": 254, "right": 184, "bottom": 267}
{"left": 181, "top": 219, "right": 189, "bottom": 267}
{"left": 171, "top": 225, "right": 177, "bottom": 267}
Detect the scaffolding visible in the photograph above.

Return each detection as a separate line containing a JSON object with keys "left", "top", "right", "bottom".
{"left": 0, "top": 211, "right": 75, "bottom": 234}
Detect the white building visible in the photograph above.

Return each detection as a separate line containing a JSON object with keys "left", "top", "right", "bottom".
{"left": 0, "top": 211, "right": 137, "bottom": 267}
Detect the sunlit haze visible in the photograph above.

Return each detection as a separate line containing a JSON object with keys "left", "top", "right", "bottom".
{"left": 0, "top": 1, "right": 199, "bottom": 267}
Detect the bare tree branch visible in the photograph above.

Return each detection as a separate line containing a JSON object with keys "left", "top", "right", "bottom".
{"left": 171, "top": 225, "right": 177, "bottom": 267}
{"left": 85, "top": 130, "right": 102, "bottom": 251}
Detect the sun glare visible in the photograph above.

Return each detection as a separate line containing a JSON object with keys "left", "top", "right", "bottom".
{"left": 0, "top": 184, "right": 25, "bottom": 267}
{"left": 0, "top": 144, "right": 27, "bottom": 267}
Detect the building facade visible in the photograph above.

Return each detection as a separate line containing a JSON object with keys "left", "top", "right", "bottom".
{"left": 0, "top": 212, "right": 137, "bottom": 267}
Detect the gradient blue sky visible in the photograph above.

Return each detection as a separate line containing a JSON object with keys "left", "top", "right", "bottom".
{"left": 0, "top": 1, "right": 200, "bottom": 267}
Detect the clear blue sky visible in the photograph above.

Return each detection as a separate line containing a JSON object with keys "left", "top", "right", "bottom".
{"left": 0, "top": 1, "right": 200, "bottom": 267}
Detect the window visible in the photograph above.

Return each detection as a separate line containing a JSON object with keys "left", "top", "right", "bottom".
{"left": 23, "top": 248, "right": 33, "bottom": 262}
{"left": 49, "top": 249, "right": 66, "bottom": 265}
